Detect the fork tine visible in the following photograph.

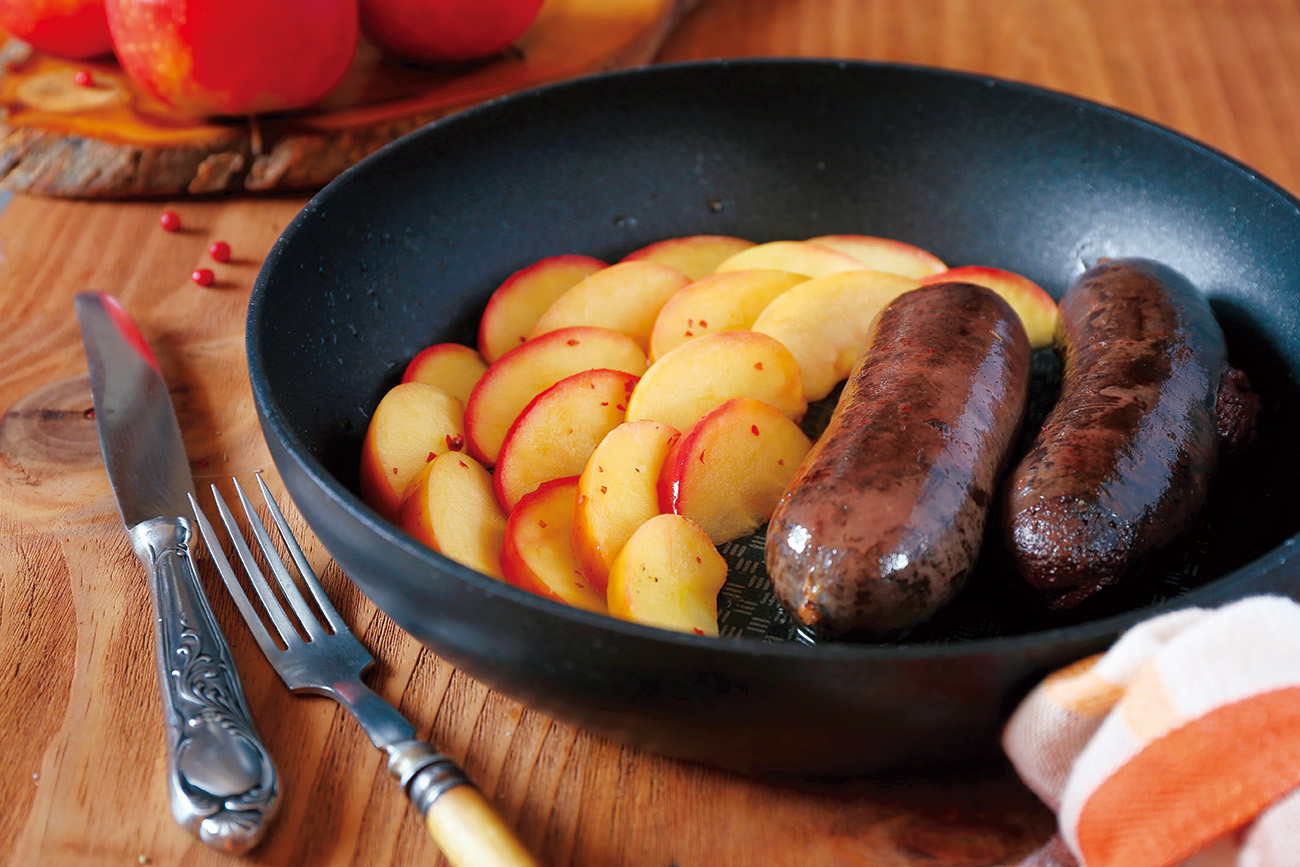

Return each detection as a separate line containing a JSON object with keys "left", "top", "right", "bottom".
{"left": 228, "top": 477, "right": 328, "bottom": 641}
{"left": 253, "top": 473, "right": 348, "bottom": 635}
{"left": 208, "top": 482, "right": 304, "bottom": 646}
{"left": 188, "top": 492, "right": 286, "bottom": 660}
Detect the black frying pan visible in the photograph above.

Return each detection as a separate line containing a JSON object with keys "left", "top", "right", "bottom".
{"left": 249, "top": 59, "right": 1300, "bottom": 776}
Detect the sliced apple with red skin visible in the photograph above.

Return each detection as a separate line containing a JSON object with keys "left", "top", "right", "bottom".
{"left": 918, "top": 265, "right": 1059, "bottom": 349}
{"left": 625, "top": 330, "right": 805, "bottom": 434}
{"left": 500, "top": 476, "right": 607, "bottom": 614}
{"left": 751, "top": 270, "right": 920, "bottom": 401}
{"left": 648, "top": 269, "right": 807, "bottom": 362}
{"left": 606, "top": 514, "right": 728, "bottom": 637}
{"left": 712, "top": 240, "right": 866, "bottom": 279}
{"left": 806, "top": 234, "right": 948, "bottom": 278}
{"left": 477, "top": 254, "right": 607, "bottom": 362}
{"left": 619, "top": 235, "right": 755, "bottom": 281}
{"left": 464, "top": 326, "right": 648, "bottom": 466}
{"left": 528, "top": 260, "right": 691, "bottom": 349}
{"left": 494, "top": 368, "right": 639, "bottom": 511}
{"left": 572, "top": 419, "right": 680, "bottom": 594}
{"left": 400, "top": 342, "right": 489, "bottom": 404}
{"left": 359, "top": 382, "right": 466, "bottom": 522}
{"left": 658, "top": 397, "right": 811, "bottom": 545}
{"left": 399, "top": 452, "right": 506, "bottom": 579}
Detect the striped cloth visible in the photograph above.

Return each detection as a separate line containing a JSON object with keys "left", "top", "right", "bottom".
{"left": 1002, "top": 595, "right": 1300, "bottom": 867}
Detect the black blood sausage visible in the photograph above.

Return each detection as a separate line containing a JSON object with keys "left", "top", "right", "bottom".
{"left": 1002, "top": 258, "right": 1257, "bottom": 611}
{"left": 765, "top": 282, "right": 1032, "bottom": 638}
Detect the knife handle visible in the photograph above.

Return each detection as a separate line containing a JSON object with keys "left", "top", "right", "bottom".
{"left": 130, "top": 515, "right": 280, "bottom": 853}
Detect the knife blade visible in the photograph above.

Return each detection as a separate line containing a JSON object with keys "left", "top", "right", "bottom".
{"left": 76, "top": 292, "right": 279, "bottom": 853}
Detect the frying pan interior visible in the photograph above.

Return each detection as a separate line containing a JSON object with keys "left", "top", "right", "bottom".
{"left": 250, "top": 60, "right": 1300, "bottom": 774}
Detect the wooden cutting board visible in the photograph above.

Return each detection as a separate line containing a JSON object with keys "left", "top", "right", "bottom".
{"left": 0, "top": 0, "right": 697, "bottom": 199}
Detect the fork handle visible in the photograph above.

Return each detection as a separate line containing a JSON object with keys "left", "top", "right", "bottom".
{"left": 388, "top": 740, "right": 540, "bottom": 866}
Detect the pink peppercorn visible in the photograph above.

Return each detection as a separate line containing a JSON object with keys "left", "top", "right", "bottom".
{"left": 159, "top": 211, "right": 181, "bottom": 232}
{"left": 191, "top": 268, "right": 215, "bottom": 287}
{"left": 208, "top": 240, "right": 231, "bottom": 263}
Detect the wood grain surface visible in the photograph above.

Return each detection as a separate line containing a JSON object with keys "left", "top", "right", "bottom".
{"left": 3, "top": 0, "right": 1298, "bottom": 864}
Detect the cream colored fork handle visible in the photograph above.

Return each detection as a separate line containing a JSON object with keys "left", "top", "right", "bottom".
{"left": 424, "top": 785, "right": 541, "bottom": 867}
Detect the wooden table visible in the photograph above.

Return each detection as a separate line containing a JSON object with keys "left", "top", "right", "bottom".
{"left": 3, "top": 1, "right": 1297, "bottom": 864}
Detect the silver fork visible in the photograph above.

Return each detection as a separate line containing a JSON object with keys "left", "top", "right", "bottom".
{"left": 189, "top": 475, "right": 539, "bottom": 867}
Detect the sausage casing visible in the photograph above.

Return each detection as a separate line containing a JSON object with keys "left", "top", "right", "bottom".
{"left": 765, "top": 282, "right": 1032, "bottom": 638}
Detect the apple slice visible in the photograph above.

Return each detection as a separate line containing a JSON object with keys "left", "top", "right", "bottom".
{"left": 806, "top": 234, "right": 948, "bottom": 278}
{"left": 918, "top": 266, "right": 1059, "bottom": 349}
{"left": 359, "top": 382, "right": 466, "bottom": 522}
{"left": 399, "top": 452, "right": 506, "bottom": 579}
{"left": 606, "top": 514, "right": 728, "bottom": 637}
{"left": 494, "top": 368, "right": 639, "bottom": 511}
{"left": 500, "top": 476, "right": 607, "bottom": 614}
{"left": 751, "top": 270, "right": 920, "bottom": 400}
{"left": 625, "top": 330, "right": 805, "bottom": 433}
{"left": 401, "top": 342, "right": 489, "bottom": 404}
{"left": 658, "top": 397, "right": 811, "bottom": 545}
{"left": 528, "top": 260, "right": 691, "bottom": 349}
{"left": 477, "top": 254, "right": 607, "bottom": 362}
{"left": 464, "top": 326, "right": 648, "bottom": 466}
{"left": 572, "top": 419, "right": 681, "bottom": 593}
{"left": 647, "top": 269, "right": 807, "bottom": 362}
{"left": 620, "top": 235, "right": 755, "bottom": 280}
{"left": 712, "top": 240, "right": 866, "bottom": 278}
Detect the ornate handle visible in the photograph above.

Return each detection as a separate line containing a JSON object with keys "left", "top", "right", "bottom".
{"left": 388, "top": 740, "right": 540, "bottom": 866}
{"left": 130, "top": 516, "right": 280, "bottom": 853}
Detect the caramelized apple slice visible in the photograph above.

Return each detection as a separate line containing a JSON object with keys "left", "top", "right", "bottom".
{"left": 625, "top": 330, "right": 805, "bottom": 434}
{"left": 359, "top": 382, "right": 466, "bottom": 522}
{"left": 918, "top": 265, "right": 1058, "bottom": 348}
{"left": 500, "top": 476, "right": 606, "bottom": 613}
{"left": 494, "top": 368, "right": 639, "bottom": 510}
{"left": 399, "top": 452, "right": 506, "bottom": 579}
{"left": 401, "top": 342, "right": 489, "bottom": 404}
{"left": 648, "top": 269, "right": 807, "bottom": 362}
{"left": 528, "top": 260, "right": 690, "bottom": 349}
{"left": 606, "top": 514, "right": 728, "bottom": 637}
{"left": 806, "top": 234, "right": 948, "bottom": 278}
{"left": 572, "top": 420, "right": 680, "bottom": 593}
{"left": 464, "top": 326, "right": 648, "bottom": 466}
{"left": 658, "top": 397, "right": 811, "bottom": 545}
{"left": 751, "top": 270, "right": 920, "bottom": 400}
{"left": 713, "top": 240, "right": 865, "bottom": 278}
{"left": 620, "top": 234, "right": 755, "bottom": 280}
{"left": 477, "top": 254, "right": 607, "bottom": 362}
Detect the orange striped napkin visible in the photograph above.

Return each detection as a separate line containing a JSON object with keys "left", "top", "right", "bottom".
{"left": 1002, "top": 595, "right": 1300, "bottom": 867}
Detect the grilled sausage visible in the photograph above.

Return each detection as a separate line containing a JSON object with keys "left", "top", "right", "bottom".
{"left": 1002, "top": 258, "right": 1257, "bottom": 611}
{"left": 765, "top": 283, "right": 1032, "bottom": 639}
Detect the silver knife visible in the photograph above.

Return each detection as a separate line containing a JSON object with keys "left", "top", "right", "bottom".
{"left": 76, "top": 292, "right": 279, "bottom": 852}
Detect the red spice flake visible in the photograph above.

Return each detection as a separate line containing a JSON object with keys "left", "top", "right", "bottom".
{"left": 754, "top": 361, "right": 764, "bottom": 371}
{"left": 426, "top": 451, "right": 436, "bottom": 462}
{"left": 190, "top": 457, "right": 210, "bottom": 470}
{"left": 208, "top": 240, "right": 232, "bottom": 263}
{"left": 159, "top": 210, "right": 181, "bottom": 232}
{"left": 74, "top": 69, "right": 94, "bottom": 87}
{"left": 84, "top": 407, "right": 95, "bottom": 420}
{"left": 687, "top": 319, "right": 695, "bottom": 327}
{"left": 623, "top": 379, "right": 635, "bottom": 393}
{"left": 698, "top": 319, "right": 709, "bottom": 328}
{"left": 751, "top": 424, "right": 760, "bottom": 436}
{"left": 695, "top": 556, "right": 702, "bottom": 563}
{"left": 778, "top": 458, "right": 785, "bottom": 466}
{"left": 597, "top": 466, "right": 604, "bottom": 473}
{"left": 458, "top": 460, "right": 468, "bottom": 468}
{"left": 693, "top": 628, "right": 706, "bottom": 636}
{"left": 445, "top": 434, "right": 464, "bottom": 451}
{"left": 566, "top": 338, "right": 580, "bottom": 346}
{"left": 698, "top": 451, "right": 706, "bottom": 463}
{"left": 538, "top": 520, "right": 548, "bottom": 528}
{"left": 392, "top": 467, "right": 399, "bottom": 475}
{"left": 684, "top": 330, "right": 694, "bottom": 337}
{"left": 600, "top": 401, "right": 609, "bottom": 407}
{"left": 191, "top": 268, "right": 215, "bottom": 287}
{"left": 599, "top": 485, "right": 607, "bottom": 494}
{"left": 615, "top": 404, "right": 625, "bottom": 411}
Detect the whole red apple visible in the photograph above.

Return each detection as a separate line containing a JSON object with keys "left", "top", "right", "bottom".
{"left": 104, "top": 0, "right": 358, "bottom": 117}
{"left": 0, "top": 0, "right": 113, "bottom": 59}
{"left": 359, "top": 0, "right": 545, "bottom": 63}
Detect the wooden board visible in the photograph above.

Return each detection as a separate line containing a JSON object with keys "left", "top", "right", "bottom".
{"left": 0, "top": 0, "right": 697, "bottom": 199}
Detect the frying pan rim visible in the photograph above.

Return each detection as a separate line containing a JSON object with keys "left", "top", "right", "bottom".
{"left": 249, "top": 56, "right": 1300, "bottom": 664}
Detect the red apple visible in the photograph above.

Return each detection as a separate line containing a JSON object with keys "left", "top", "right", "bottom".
{"left": 0, "top": 0, "right": 112, "bottom": 59}
{"left": 105, "top": 0, "right": 358, "bottom": 117}
{"left": 360, "top": 0, "right": 545, "bottom": 64}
